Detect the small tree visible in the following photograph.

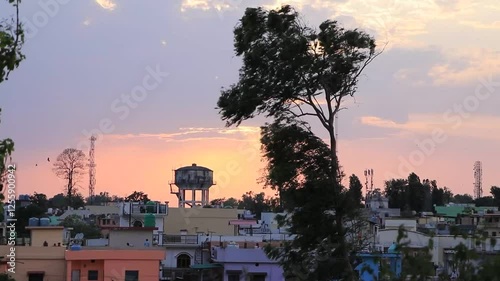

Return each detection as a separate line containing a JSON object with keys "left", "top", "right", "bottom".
{"left": 125, "top": 191, "right": 149, "bottom": 202}
{"left": 348, "top": 174, "right": 363, "bottom": 208}
{"left": 52, "top": 148, "right": 86, "bottom": 208}
{"left": 60, "top": 214, "right": 101, "bottom": 239}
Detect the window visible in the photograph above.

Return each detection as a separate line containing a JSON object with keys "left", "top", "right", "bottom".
{"left": 227, "top": 271, "right": 241, "bottom": 281}
{"left": 125, "top": 270, "right": 139, "bottom": 281}
{"left": 492, "top": 232, "right": 497, "bottom": 237}
{"left": 176, "top": 254, "right": 191, "bottom": 268}
{"left": 28, "top": 273, "right": 44, "bottom": 281}
{"left": 250, "top": 274, "right": 266, "bottom": 281}
{"left": 88, "top": 270, "right": 98, "bottom": 281}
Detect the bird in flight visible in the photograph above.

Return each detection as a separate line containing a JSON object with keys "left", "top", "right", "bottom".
{"left": 47, "top": 157, "right": 50, "bottom": 162}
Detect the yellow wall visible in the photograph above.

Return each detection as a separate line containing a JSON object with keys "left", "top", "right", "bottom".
{"left": 108, "top": 230, "right": 153, "bottom": 248}
{"left": 164, "top": 208, "right": 240, "bottom": 235}
{"left": 0, "top": 246, "right": 66, "bottom": 281}
{"left": 28, "top": 227, "right": 64, "bottom": 247}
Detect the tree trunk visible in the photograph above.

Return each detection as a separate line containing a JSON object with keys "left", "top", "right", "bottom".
{"left": 68, "top": 173, "right": 73, "bottom": 209}
{"left": 329, "top": 129, "right": 355, "bottom": 280}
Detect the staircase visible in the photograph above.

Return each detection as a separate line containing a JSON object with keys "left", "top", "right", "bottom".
{"left": 194, "top": 248, "right": 203, "bottom": 264}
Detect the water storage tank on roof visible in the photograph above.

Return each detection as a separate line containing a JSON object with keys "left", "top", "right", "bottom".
{"left": 39, "top": 218, "right": 50, "bottom": 226}
{"left": 174, "top": 163, "right": 214, "bottom": 189}
{"left": 29, "top": 217, "right": 39, "bottom": 226}
{"left": 388, "top": 243, "right": 398, "bottom": 253}
{"left": 144, "top": 213, "right": 155, "bottom": 227}
{"left": 146, "top": 201, "right": 155, "bottom": 213}
{"left": 70, "top": 244, "right": 81, "bottom": 251}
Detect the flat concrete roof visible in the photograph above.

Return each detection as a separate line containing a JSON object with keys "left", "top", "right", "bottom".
{"left": 26, "top": 226, "right": 65, "bottom": 230}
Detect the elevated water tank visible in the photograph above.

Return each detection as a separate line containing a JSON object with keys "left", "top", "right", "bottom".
{"left": 146, "top": 201, "right": 155, "bottom": 213}
{"left": 39, "top": 218, "right": 50, "bottom": 226}
{"left": 28, "top": 217, "right": 39, "bottom": 226}
{"left": 174, "top": 163, "right": 214, "bottom": 190}
{"left": 144, "top": 213, "right": 155, "bottom": 227}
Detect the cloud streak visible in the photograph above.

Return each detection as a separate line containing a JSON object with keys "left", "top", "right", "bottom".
{"left": 428, "top": 48, "right": 500, "bottom": 86}
{"left": 95, "top": 0, "right": 116, "bottom": 11}
{"left": 180, "top": 0, "right": 500, "bottom": 51}
{"left": 361, "top": 114, "right": 500, "bottom": 140}
{"left": 106, "top": 126, "right": 261, "bottom": 142}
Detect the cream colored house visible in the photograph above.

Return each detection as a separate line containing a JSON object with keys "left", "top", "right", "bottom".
{"left": 26, "top": 226, "right": 67, "bottom": 247}
{"left": 163, "top": 207, "right": 242, "bottom": 235}
{"left": 0, "top": 246, "right": 66, "bottom": 281}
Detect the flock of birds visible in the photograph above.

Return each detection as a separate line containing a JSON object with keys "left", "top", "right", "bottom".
{"left": 35, "top": 157, "right": 50, "bottom": 166}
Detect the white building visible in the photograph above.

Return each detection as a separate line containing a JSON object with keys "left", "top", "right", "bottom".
{"left": 117, "top": 201, "right": 168, "bottom": 237}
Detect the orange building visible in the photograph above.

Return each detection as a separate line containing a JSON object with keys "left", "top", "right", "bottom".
{"left": 1, "top": 225, "right": 166, "bottom": 281}
{"left": 66, "top": 248, "right": 165, "bottom": 281}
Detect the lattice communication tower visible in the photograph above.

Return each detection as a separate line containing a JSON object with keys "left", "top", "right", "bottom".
{"left": 88, "top": 136, "right": 97, "bottom": 203}
{"left": 473, "top": 161, "right": 482, "bottom": 199}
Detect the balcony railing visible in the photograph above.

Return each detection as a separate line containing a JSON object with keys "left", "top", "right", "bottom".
{"left": 0, "top": 237, "right": 31, "bottom": 246}
{"left": 127, "top": 203, "right": 168, "bottom": 215}
{"left": 160, "top": 235, "right": 199, "bottom": 244}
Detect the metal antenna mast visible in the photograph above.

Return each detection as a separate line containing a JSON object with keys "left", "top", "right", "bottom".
{"left": 89, "top": 135, "right": 97, "bottom": 204}
{"left": 370, "top": 169, "right": 374, "bottom": 191}
{"left": 473, "top": 161, "right": 482, "bottom": 199}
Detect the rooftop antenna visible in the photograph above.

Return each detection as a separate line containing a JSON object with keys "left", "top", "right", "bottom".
{"left": 88, "top": 135, "right": 96, "bottom": 205}
{"left": 364, "top": 168, "right": 374, "bottom": 201}
{"left": 364, "top": 169, "right": 369, "bottom": 191}
{"left": 370, "top": 169, "right": 374, "bottom": 191}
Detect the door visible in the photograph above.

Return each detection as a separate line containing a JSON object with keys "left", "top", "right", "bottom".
{"left": 71, "top": 270, "right": 81, "bottom": 281}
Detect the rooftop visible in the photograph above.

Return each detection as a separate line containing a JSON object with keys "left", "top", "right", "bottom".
{"left": 176, "top": 163, "right": 213, "bottom": 172}
{"left": 100, "top": 227, "right": 158, "bottom": 231}
{"left": 435, "top": 205, "right": 497, "bottom": 218}
{"left": 26, "top": 226, "right": 64, "bottom": 230}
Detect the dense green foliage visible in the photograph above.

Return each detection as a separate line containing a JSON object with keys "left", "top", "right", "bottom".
{"left": 385, "top": 173, "right": 500, "bottom": 213}
{"left": 0, "top": 0, "right": 24, "bottom": 83}
{"left": 0, "top": 273, "right": 15, "bottom": 281}
{"left": 209, "top": 193, "right": 281, "bottom": 219}
{"left": 60, "top": 214, "right": 101, "bottom": 239}
{"left": 0, "top": 0, "right": 24, "bottom": 191}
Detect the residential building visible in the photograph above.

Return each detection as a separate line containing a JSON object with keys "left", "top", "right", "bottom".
{"left": 0, "top": 224, "right": 166, "bottom": 281}
{"left": 211, "top": 245, "right": 285, "bottom": 281}
{"left": 118, "top": 201, "right": 168, "bottom": 235}
{"left": 0, "top": 246, "right": 66, "bottom": 281}
{"left": 163, "top": 207, "right": 241, "bottom": 235}
{"left": 66, "top": 248, "right": 164, "bottom": 281}
{"left": 383, "top": 218, "right": 417, "bottom": 231}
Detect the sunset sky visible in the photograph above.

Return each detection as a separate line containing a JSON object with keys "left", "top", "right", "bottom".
{"left": 0, "top": 0, "right": 499, "bottom": 203}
